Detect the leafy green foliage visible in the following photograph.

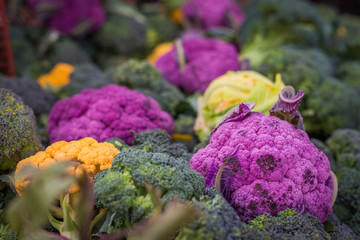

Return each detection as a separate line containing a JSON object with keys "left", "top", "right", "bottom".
{"left": 108, "top": 59, "right": 185, "bottom": 116}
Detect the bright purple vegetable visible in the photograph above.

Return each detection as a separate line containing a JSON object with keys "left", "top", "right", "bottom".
{"left": 27, "top": 0, "right": 105, "bottom": 35}
{"left": 183, "top": 0, "right": 245, "bottom": 30}
{"left": 190, "top": 103, "right": 333, "bottom": 222}
{"left": 48, "top": 84, "right": 174, "bottom": 144}
{"left": 155, "top": 37, "right": 241, "bottom": 93}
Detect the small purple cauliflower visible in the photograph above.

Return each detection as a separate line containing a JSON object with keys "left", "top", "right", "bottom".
{"left": 27, "top": 0, "right": 105, "bottom": 35}
{"left": 48, "top": 85, "right": 174, "bottom": 144}
{"left": 183, "top": 0, "right": 245, "bottom": 30}
{"left": 155, "top": 38, "right": 241, "bottom": 93}
{"left": 190, "top": 103, "right": 333, "bottom": 223}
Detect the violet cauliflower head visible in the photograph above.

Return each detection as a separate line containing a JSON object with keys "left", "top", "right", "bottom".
{"left": 183, "top": 0, "right": 245, "bottom": 30}
{"left": 190, "top": 104, "right": 333, "bottom": 223}
{"left": 27, "top": 0, "right": 105, "bottom": 35}
{"left": 155, "top": 37, "right": 241, "bottom": 93}
{"left": 48, "top": 85, "right": 174, "bottom": 144}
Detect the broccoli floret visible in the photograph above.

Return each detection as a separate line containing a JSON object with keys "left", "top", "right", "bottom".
{"left": 94, "top": 148, "right": 204, "bottom": 230}
{"left": 336, "top": 61, "right": 360, "bottom": 94}
{"left": 104, "top": 138, "right": 130, "bottom": 152}
{"left": 304, "top": 79, "right": 360, "bottom": 137}
{"left": 92, "top": 0, "right": 147, "bottom": 56}
{"left": 0, "top": 75, "right": 55, "bottom": 118}
{"left": 311, "top": 138, "right": 337, "bottom": 172}
{"left": 325, "top": 213, "right": 360, "bottom": 240}
{"left": 333, "top": 167, "right": 360, "bottom": 235}
{"left": 326, "top": 129, "right": 360, "bottom": 169}
{"left": 57, "top": 63, "right": 113, "bottom": 98}
{"left": 239, "top": 0, "right": 331, "bottom": 48}
{"left": 173, "top": 114, "right": 199, "bottom": 151}
{"left": 176, "top": 191, "right": 260, "bottom": 240}
{"left": 248, "top": 209, "right": 331, "bottom": 239}
{"left": 329, "top": 14, "right": 360, "bottom": 60}
{"left": 0, "top": 89, "right": 43, "bottom": 172}
{"left": 108, "top": 59, "right": 185, "bottom": 116}
{"left": 0, "top": 225, "right": 17, "bottom": 240}
{"left": 131, "top": 129, "right": 192, "bottom": 161}
{"left": 146, "top": 14, "right": 179, "bottom": 50}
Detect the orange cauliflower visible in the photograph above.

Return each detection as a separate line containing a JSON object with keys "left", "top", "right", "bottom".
{"left": 37, "top": 63, "right": 75, "bottom": 89}
{"left": 15, "top": 137, "right": 119, "bottom": 194}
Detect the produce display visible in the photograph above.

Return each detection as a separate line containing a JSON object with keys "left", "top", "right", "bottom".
{"left": 1, "top": 0, "right": 360, "bottom": 239}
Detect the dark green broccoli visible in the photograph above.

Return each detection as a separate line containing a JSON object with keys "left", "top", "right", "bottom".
{"left": 131, "top": 129, "right": 192, "bottom": 161}
{"left": 244, "top": 45, "right": 333, "bottom": 94}
{"left": 239, "top": 0, "right": 331, "bottom": 49}
{"left": 176, "top": 191, "right": 260, "bottom": 240}
{"left": 335, "top": 61, "right": 360, "bottom": 94}
{"left": 333, "top": 167, "right": 360, "bottom": 235}
{"left": 146, "top": 14, "right": 179, "bottom": 50}
{"left": 92, "top": 0, "right": 147, "bottom": 56}
{"left": 173, "top": 114, "right": 199, "bottom": 151}
{"left": 108, "top": 59, "right": 185, "bottom": 116}
{"left": 326, "top": 129, "right": 360, "bottom": 169}
{"left": 48, "top": 38, "right": 92, "bottom": 66}
{"left": 0, "top": 225, "right": 17, "bottom": 240}
{"left": 303, "top": 79, "right": 360, "bottom": 137}
{"left": 328, "top": 14, "right": 360, "bottom": 60}
{"left": 0, "top": 75, "right": 55, "bottom": 118}
{"left": 311, "top": 138, "right": 337, "bottom": 172}
{"left": 0, "top": 89, "right": 42, "bottom": 172}
{"left": 325, "top": 213, "right": 360, "bottom": 240}
{"left": 94, "top": 148, "right": 204, "bottom": 230}
{"left": 104, "top": 138, "right": 130, "bottom": 152}
{"left": 248, "top": 209, "right": 331, "bottom": 239}
{"left": 57, "top": 63, "right": 113, "bottom": 98}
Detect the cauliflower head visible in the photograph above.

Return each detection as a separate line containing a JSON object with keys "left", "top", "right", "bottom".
{"left": 190, "top": 106, "right": 333, "bottom": 222}
{"left": 183, "top": 0, "right": 245, "bottom": 30}
{"left": 48, "top": 84, "right": 174, "bottom": 144}
{"left": 15, "top": 137, "right": 119, "bottom": 194}
{"left": 155, "top": 37, "right": 241, "bottom": 93}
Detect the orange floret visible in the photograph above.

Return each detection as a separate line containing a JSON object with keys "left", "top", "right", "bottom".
{"left": 15, "top": 137, "right": 120, "bottom": 194}
{"left": 37, "top": 63, "right": 75, "bottom": 89}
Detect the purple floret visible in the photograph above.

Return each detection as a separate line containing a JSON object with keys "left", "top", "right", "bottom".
{"left": 155, "top": 37, "right": 241, "bottom": 93}
{"left": 183, "top": 0, "right": 245, "bottom": 30}
{"left": 48, "top": 85, "right": 174, "bottom": 144}
{"left": 27, "top": 0, "right": 105, "bottom": 35}
{"left": 190, "top": 111, "right": 333, "bottom": 222}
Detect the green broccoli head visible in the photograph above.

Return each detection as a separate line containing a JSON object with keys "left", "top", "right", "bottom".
{"left": 131, "top": 129, "right": 192, "bottom": 161}
{"left": 176, "top": 191, "right": 254, "bottom": 240}
{"left": 325, "top": 213, "right": 360, "bottom": 240}
{"left": 336, "top": 61, "right": 360, "bottom": 93}
{"left": 248, "top": 209, "right": 331, "bottom": 239}
{"left": 303, "top": 79, "right": 360, "bottom": 137}
{"left": 111, "top": 148, "right": 204, "bottom": 203}
{"left": 94, "top": 170, "right": 154, "bottom": 229}
{"left": 0, "top": 89, "right": 43, "bottom": 172}
{"left": 333, "top": 167, "right": 360, "bottom": 235}
{"left": 146, "top": 14, "right": 179, "bottom": 50}
{"left": 92, "top": 0, "right": 147, "bottom": 56}
{"left": 326, "top": 129, "right": 360, "bottom": 169}
{"left": 57, "top": 63, "right": 113, "bottom": 98}
{"left": 108, "top": 59, "right": 185, "bottom": 116}
{"left": 239, "top": 0, "right": 331, "bottom": 48}
{"left": 0, "top": 225, "right": 17, "bottom": 240}
{"left": 329, "top": 14, "right": 360, "bottom": 60}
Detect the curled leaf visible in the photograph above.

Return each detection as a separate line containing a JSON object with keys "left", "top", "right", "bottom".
{"left": 211, "top": 102, "right": 254, "bottom": 136}
{"left": 330, "top": 171, "right": 338, "bottom": 206}
{"left": 270, "top": 85, "right": 305, "bottom": 130}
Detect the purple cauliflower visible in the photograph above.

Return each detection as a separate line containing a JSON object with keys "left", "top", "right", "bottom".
{"left": 27, "top": 0, "right": 105, "bottom": 35}
{"left": 190, "top": 104, "right": 333, "bottom": 223}
{"left": 48, "top": 85, "right": 174, "bottom": 144}
{"left": 183, "top": 0, "right": 245, "bottom": 30}
{"left": 155, "top": 37, "right": 241, "bottom": 93}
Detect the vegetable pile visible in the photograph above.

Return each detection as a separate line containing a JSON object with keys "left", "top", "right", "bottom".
{"left": 1, "top": 0, "right": 360, "bottom": 239}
